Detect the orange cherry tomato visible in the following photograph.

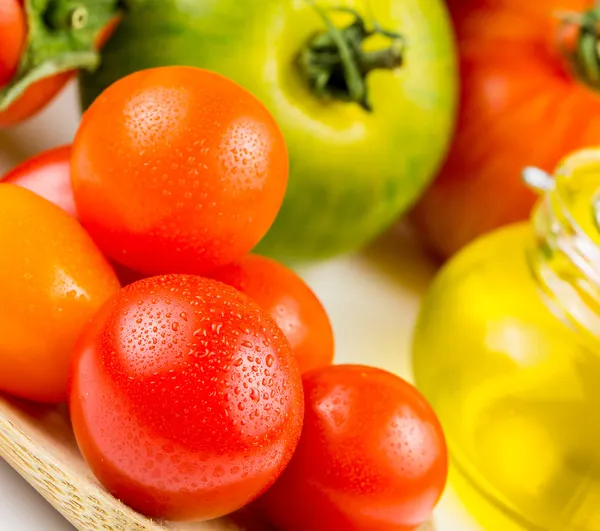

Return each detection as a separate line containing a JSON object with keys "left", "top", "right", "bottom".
{"left": 71, "top": 66, "right": 289, "bottom": 276}
{"left": 0, "top": 184, "right": 120, "bottom": 403}
{"left": 210, "top": 254, "right": 334, "bottom": 373}
{"left": 0, "top": 0, "right": 26, "bottom": 89}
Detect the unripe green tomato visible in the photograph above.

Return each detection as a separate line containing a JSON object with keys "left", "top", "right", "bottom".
{"left": 80, "top": 0, "right": 457, "bottom": 262}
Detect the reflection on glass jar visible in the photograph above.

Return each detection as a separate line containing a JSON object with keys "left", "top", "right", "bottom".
{"left": 412, "top": 149, "right": 600, "bottom": 531}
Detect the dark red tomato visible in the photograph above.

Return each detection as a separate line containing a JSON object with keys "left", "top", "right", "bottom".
{"left": 209, "top": 254, "right": 334, "bottom": 374}
{"left": 2, "top": 145, "right": 76, "bottom": 216}
{"left": 69, "top": 274, "right": 304, "bottom": 522}
{"left": 71, "top": 66, "right": 289, "bottom": 276}
{"left": 0, "top": 0, "right": 25, "bottom": 90}
{"left": 258, "top": 365, "right": 448, "bottom": 531}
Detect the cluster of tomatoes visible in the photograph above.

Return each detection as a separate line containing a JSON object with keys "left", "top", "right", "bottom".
{"left": 0, "top": 65, "right": 447, "bottom": 530}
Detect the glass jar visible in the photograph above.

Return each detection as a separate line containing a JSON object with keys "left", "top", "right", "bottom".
{"left": 412, "top": 149, "right": 600, "bottom": 531}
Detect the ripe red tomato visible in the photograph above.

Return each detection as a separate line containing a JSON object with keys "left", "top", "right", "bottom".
{"left": 2, "top": 145, "right": 76, "bottom": 216}
{"left": 0, "top": 0, "right": 25, "bottom": 90}
{"left": 411, "top": 0, "right": 600, "bottom": 260}
{"left": 69, "top": 274, "right": 304, "bottom": 521}
{"left": 258, "top": 365, "right": 448, "bottom": 531}
{"left": 210, "top": 254, "right": 334, "bottom": 374}
{"left": 0, "top": 184, "right": 120, "bottom": 403}
{"left": 71, "top": 66, "right": 289, "bottom": 276}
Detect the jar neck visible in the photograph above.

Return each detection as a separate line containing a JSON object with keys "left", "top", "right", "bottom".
{"left": 526, "top": 153, "right": 600, "bottom": 346}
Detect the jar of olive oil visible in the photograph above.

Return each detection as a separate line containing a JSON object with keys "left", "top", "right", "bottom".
{"left": 412, "top": 149, "right": 600, "bottom": 531}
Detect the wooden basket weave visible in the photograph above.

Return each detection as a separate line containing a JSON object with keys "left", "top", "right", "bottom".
{"left": 0, "top": 395, "right": 435, "bottom": 531}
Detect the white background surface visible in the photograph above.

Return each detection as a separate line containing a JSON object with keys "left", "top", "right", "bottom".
{"left": 0, "top": 82, "right": 481, "bottom": 530}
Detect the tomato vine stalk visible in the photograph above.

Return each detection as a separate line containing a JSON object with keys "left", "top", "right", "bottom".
{"left": 298, "top": 1, "right": 405, "bottom": 112}
{"left": 0, "top": 0, "right": 121, "bottom": 112}
{"left": 556, "top": 7, "right": 600, "bottom": 91}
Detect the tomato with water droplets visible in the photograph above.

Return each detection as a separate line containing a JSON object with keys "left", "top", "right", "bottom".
{"left": 210, "top": 254, "right": 334, "bottom": 374}
{"left": 257, "top": 364, "right": 448, "bottom": 531}
{"left": 71, "top": 66, "right": 289, "bottom": 276}
{"left": 0, "top": 184, "right": 119, "bottom": 403}
{"left": 69, "top": 274, "right": 304, "bottom": 521}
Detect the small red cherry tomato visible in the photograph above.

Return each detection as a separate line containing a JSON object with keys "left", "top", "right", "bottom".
{"left": 69, "top": 274, "right": 304, "bottom": 521}
{"left": 258, "top": 364, "right": 448, "bottom": 531}
{"left": 210, "top": 254, "right": 334, "bottom": 373}
{"left": 70, "top": 66, "right": 289, "bottom": 276}
{"left": 0, "top": 0, "right": 26, "bottom": 90}
{"left": 3, "top": 145, "right": 76, "bottom": 216}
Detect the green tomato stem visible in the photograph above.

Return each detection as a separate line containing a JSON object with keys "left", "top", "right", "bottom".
{"left": 0, "top": 0, "right": 122, "bottom": 112}
{"left": 297, "top": 2, "right": 405, "bottom": 112}
{"left": 556, "top": 8, "right": 600, "bottom": 91}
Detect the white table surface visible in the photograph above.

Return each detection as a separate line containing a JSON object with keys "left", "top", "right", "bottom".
{"left": 0, "top": 82, "right": 482, "bottom": 531}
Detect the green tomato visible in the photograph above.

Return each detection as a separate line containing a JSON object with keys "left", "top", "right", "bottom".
{"left": 79, "top": 0, "right": 457, "bottom": 262}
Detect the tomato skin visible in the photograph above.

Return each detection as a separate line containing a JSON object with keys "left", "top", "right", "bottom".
{"left": 410, "top": 0, "right": 600, "bottom": 260}
{"left": 69, "top": 274, "right": 304, "bottom": 521}
{"left": 1, "top": 145, "right": 146, "bottom": 287}
{"left": 3, "top": 145, "right": 76, "bottom": 216}
{"left": 0, "top": 184, "right": 120, "bottom": 403}
{"left": 71, "top": 66, "right": 288, "bottom": 276}
{"left": 258, "top": 365, "right": 448, "bottom": 531}
{"left": 0, "top": 0, "right": 26, "bottom": 89}
{"left": 209, "top": 254, "right": 334, "bottom": 374}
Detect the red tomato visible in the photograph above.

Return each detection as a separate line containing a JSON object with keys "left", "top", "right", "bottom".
{"left": 0, "top": 0, "right": 25, "bottom": 89}
{"left": 69, "top": 274, "right": 304, "bottom": 521}
{"left": 2, "top": 145, "right": 76, "bottom": 216}
{"left": 70, "top": 66, "right": 289, "bottom": 276}
{"left": 210, "top": 254, "right": 334, "bottom": 374}
{"left": 258, "top": 365, "right": 448, "bottom": 531}
{"left": 0, "top": 184, "right": 120, "bottom": 403}
{"left": 0, "top": 15, "right": 120, "bottom": 127}
{"left": 410, "top": 0, "right": 600, "bottom": 260}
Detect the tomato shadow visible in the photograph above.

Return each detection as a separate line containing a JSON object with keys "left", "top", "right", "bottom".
{"left": 0, "top": 393, "right": 76, "bottom": 449}
{"left": 228, "top": 503, "right": 278, "bottom": 531}
{"left": 0, "top": 131, "right": 30, "bottom": 173}
{"left": 359, "top": 220, "right": 442, "bottom": 297}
